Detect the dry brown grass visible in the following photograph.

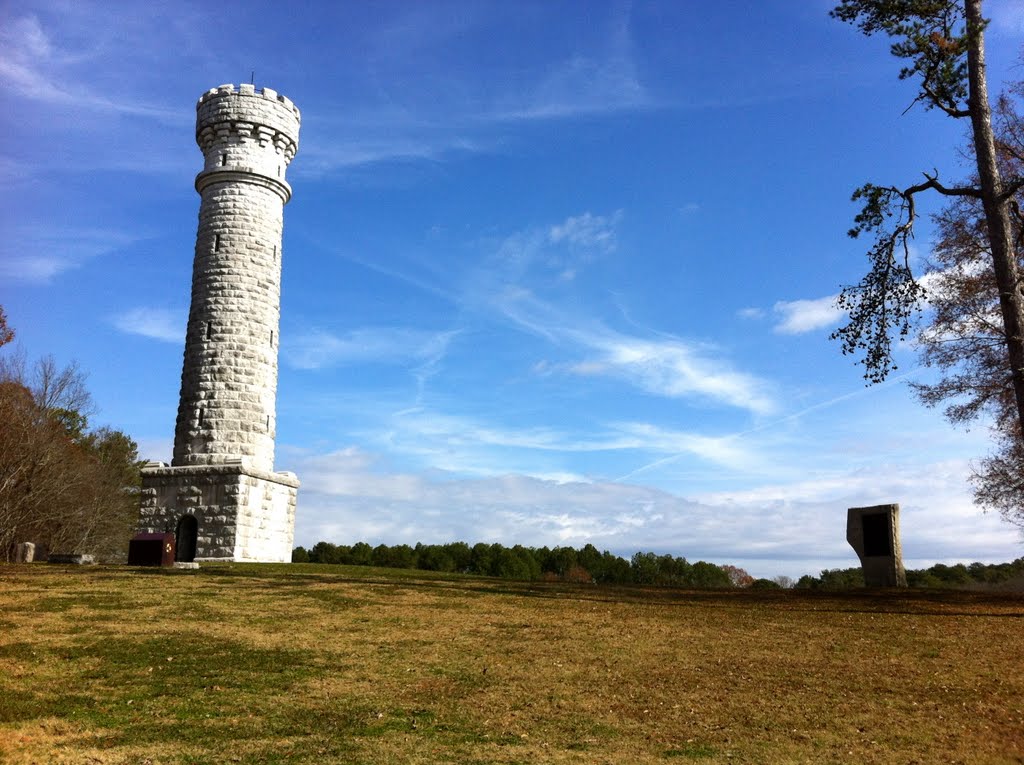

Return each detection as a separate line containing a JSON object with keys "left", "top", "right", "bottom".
{"left": 1, "top": 563, "right": 1022, "bottom": 764}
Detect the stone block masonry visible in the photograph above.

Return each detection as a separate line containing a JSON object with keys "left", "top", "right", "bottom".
{"left": 140, "top": 464, "right": 298, "bottom": 562}
{"left": 138, "top": 85, "right": 300, "bottom": 563}
{"left": 175, "top": 84, "right": 300, "bottom": 471}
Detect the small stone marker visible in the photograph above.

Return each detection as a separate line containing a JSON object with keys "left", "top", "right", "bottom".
{"left": 15, "top": 542, "right": 35, "bottom": 563}
{"left": 47, "top": 553, "right": 96, "bottom": 565}
{"left": 847, "top": 504, "right": 907, "bottom": 587}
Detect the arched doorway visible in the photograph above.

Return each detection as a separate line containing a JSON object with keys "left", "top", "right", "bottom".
{"left": 175, "top": 515, "right": 198, "bottom": 562}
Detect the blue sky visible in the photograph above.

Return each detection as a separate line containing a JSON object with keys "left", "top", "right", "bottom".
{"left": 3, "top": 0, "right": 1023, "bottom": 578}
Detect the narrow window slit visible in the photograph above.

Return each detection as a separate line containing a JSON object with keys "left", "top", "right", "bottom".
{"left": 205, "top": 321, "right": 212, "bottom": 340}
{"left": 214, "top": 234, "right": 221, "bottom": 252}
{"left": 266, "top": 415, "right": 270, "bottom": 430}
{"left": 220, "top": 153, "right": 227, "bottom": 166}
{"left": 198, "top": 409, "right": 204, "bottom": 427}
{"left": 270, "top": 330, "right": 274, "bottom": 346}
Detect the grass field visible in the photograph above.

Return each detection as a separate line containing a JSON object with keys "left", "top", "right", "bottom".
{"left": 1, "top": 563, "right": 1022, "bottom": 764}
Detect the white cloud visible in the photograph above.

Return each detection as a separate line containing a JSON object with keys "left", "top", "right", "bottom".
{"left": 611, "top": 422, "right": 757, "bottom": 472}
{"left": 284, "top": 327, "right": 459, "bottom": 370}
{"left": 737, "top": 307, "right": 764, "bottom": 320}
{"left": 297, "top": 135, "right": 482, "bottom": 175}
{"left": 566, "top": 328, "right": 777, "bottom": 415}
{"left": 489, "top": 6, "right": 653, "bottom": 121}
{"left": 476, "top": 220, "right": 777, "bottom": 416}
{"left": 772, "top": 295, "right": 845, "bottom": 334}
{"left": 768, "top": 257, "right": 989, "bottom": 338}
{"left": 288, "top": 448, "right": 1022, "bottom": 579}
{"left": 297, "top": 5, "right": 654, "bottom": 176}
{"left": 378, "top": 410, "right": 755, "bottom": 467}
{"left": 1, "top": 255, "right": 70, "bottom": 283}
{"left": 0, "top": 15, "right": 182, "bottom": 121}
{"left": 0, "top": 227, "right": 141, "bottom": 283}
{"left": 111, "top": 308, "right": 184, "bottom": 343}
{"left": 548, "top": 210, "right": 622, "bottom": 252}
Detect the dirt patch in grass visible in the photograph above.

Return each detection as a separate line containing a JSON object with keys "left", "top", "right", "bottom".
{"left": 1, "top": 563, "right": 1022, "bottom": 764}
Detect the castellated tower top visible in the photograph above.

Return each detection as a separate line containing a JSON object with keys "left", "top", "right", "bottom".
{"left": 195, "top": 84, "right": 301, "bottom": 203}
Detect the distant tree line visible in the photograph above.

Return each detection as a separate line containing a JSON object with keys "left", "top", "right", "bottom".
{"left": 795, "top": 559, "right": 1024, "bottom": 590}
{"left": 294, "top": 540, "right": 1024, "bottom": 592}
{"left": 292, "top": 541, "right": 748, "bottom": 588}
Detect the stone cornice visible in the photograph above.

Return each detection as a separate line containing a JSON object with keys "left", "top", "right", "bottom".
{"left": 141, "top": 462, "right": 301, "bottom": 489}
{"left": 194, "top": 168, "right": 292, "bottom": 204}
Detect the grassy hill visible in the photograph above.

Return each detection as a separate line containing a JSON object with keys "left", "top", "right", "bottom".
{"left": 1, "top": 562, "right": 1022, "bottom": 764}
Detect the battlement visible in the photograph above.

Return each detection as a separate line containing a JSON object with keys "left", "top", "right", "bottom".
{"left": 197, "top": 83, "right": 300, "bottom": 120}
{"left": 195, "top": 83, "right": 301, "bottom": 165}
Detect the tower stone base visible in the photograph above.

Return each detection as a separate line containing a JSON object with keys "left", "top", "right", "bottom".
{"left": 139, "top": 463, "right": 298, "bottom": 563}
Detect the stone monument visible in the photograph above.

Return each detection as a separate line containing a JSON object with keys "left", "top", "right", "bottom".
{"left": 14, "top": 542, "right": 35, "bottom": 563}
{"left": 847, "top": 503, "right": 907, "bottom": 587}
{"left": 137, "top": 84, "right": 301, "bottom": 563}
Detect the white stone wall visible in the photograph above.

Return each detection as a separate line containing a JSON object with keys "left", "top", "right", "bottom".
{"left": 173, "top": 84, "right": 300, "bottom": 472}
{"left": 139, "top": 464, "right": 299, "bottom": 563}
{"left": 234, "top": 472, "right": 298, "bottom": 562}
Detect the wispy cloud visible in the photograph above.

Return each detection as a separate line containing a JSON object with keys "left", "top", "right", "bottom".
{"left": 3, "top": 5, "right": 656, "bottom": 185}
{"left": 333, "top": 399, "right": 767, "bottom": 485}
{"left": 285, "top": 327, "right": 459, "bottom": 370}
{"left": 297, "top": 5, "right": 654, "bottom": 175}
{"left": 548, "top": 210, "right": 622, "bottom": 252}
{"left": 493, "top": 291, "right": 776, "bottom": 414}
{"left": 0, "top": 15, "right": 183, "bottom": 122}
{"left": 566, "top": 328, "right": 778, "bottom": 415}
{"left": 111, "top": 308, "right": 184, "bottom": 343}
{"left": 611, "top": 422, "right": 757, "bottom": 473}
{"left": 772, "top": 295, "right": 844, "bottom": 334}
{"left": 394, "top": 410, "right": 748, "bottom": 460}
{"left": 297, "top": 135, "right": 483, "bottom": 176}
{"left": 468, "top": 214, "right": 778, "bottom": 415}
{"left": 0, "top": 227, "right": 142, "bottom": 283}
{"left": 486, "top": 5, "right": 653, "bottom": 121}
{"left": 491, "top": 52, "right": 650, "bottom": 121}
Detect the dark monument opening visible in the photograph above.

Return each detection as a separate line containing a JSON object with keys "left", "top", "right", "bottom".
{"left": 862, "top": 512, "right": 892, "bottom": 557}
{"left": 176, "top": 515, "right": 198, "bottom": 562}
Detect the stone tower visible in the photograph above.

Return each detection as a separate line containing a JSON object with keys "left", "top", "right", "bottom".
{"left": 137, "top": 84, "right": 301, "bottom": 563}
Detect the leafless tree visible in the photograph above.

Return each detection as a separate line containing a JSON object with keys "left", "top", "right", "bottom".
{"left": 0, "top": 348, "right": 140, "bottom": 561}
